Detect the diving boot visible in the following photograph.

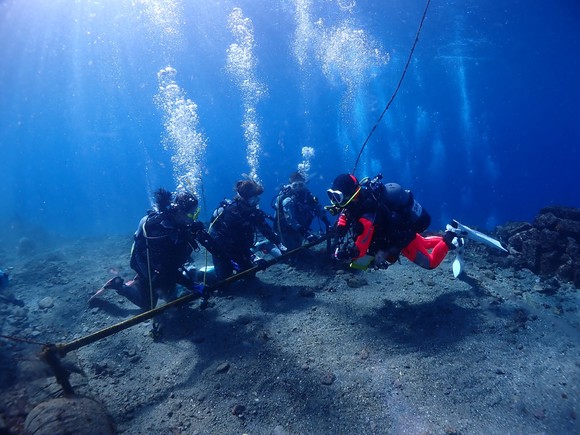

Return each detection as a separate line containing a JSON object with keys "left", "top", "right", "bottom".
{"left": 444, "top": 222, "right": 467, "bottom": 250}
{"left": 103, "top": 276, "right": 124, "bottom": 291}
{"left": 90, "top": 276, "right": 125, "bottom": 302}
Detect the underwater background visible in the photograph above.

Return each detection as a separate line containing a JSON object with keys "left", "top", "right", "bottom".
{"left": 0, "top": 0, "right": 578, "bottom": 238}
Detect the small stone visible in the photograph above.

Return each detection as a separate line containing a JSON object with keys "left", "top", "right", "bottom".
{"left": 238, "top": 315, "right": 252, "bottom": 325}
{"left": 346, "top": 277, "right": 368, "bottom": 288}
{"left": 360, "top": 348, "right": 370, "bottom": 360}
{"left": 231, "top": 404, "right": 245, "bottom": 416}
{"left": 215, "top": 362, "right": 230, "bottom": 374}
{"left": 94, "top": 363, "right": 108, "bottom": 375}
{"left": 320, "top": 372, "right": 336, "bottom": 385}
{"left": 38, "top": 297, "right": 54, "bottom": 309}
{"left": 533, "top": 408, "right": 546, "bottom": 420}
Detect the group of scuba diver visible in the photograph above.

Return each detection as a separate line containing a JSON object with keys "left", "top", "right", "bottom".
{"left": 91, "top": 171, "right": 507, "bottom": 311}
{"left": 85, "top": 0, "right": 509, "bottom": 314}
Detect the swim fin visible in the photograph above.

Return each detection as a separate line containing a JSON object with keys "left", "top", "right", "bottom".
{"left": 452, "top": 238, "right": 465, "bottom": 278}
{"left": 449, "top": 220, "right": 507, "bottom": 277}
{"left": 451, "top": 220, "right": 507, "bottom": 252}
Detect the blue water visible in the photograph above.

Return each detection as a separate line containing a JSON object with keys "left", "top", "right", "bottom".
{"left": 1, "top": 0, "right": 578, "bottom": 237}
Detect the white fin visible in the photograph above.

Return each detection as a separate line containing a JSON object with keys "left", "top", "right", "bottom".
{"left": 452, "top": 220, "right": 507, "bottom": 252}
{"left": 452, "top": 254, "right": 464, "bottom": 278}
{"left": 452, "top": 241, "right": 465, "bottom": 278}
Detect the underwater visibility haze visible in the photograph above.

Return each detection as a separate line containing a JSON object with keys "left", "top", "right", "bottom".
{"left": 0, "top": 0, "right": 579, "bottom": 237}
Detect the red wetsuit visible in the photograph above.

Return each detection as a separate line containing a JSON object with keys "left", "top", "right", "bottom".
{"left": 338, "top": 214, "right": 450, "bottom": 270}
{"left": 338, "top": 214, "right": 375, "bottom": 258}
{"left": 401, "top": 233, "right": 450, "bottom": 269}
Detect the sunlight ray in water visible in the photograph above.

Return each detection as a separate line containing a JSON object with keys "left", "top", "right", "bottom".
{"left": 319, "top": 20, "right": 389, "bottom": 169}
{"left": 0, "top": 0, "right": 576, "bottom": 240}
{"left": 291, "top": 0, "right": 389, "bottom": 169}
{"left": 292, "top": 0, "right": 319, "bottom": 68}
{"left": 138, "top": 0, "right": 184, "bottom": 56}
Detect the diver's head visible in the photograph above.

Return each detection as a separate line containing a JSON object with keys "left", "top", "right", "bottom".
{"left": 236, "top": 179, "right": 264, "bottom": 206}
{"left": 289, "top": 171, "right": 306, "bottom": 192}
{"left": 173, "top": 191, "right": 199, "bottom": 220}
{"left": 327, "top": 173, "right": 361, "bottom": 208}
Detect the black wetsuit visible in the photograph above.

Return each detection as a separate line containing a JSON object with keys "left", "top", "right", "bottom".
{"left": 273, "top": 186, "right": 329, "bottom": 250}
{"left": 209, "top": 198, "right": 280, "bottom": 280}
{"left": 120, "top": 210, "right": 213, "bottom": 309}
{"left": 337, "top": 181, "right": 431, "bottom": 262}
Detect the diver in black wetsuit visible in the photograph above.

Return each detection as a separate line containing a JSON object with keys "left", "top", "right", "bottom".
{"left": 93, "top": 188, "right": 215, "bottom": 309}
{"left": 272, "top": 171, "right": 331, "bottom": 251}
{"left": 209, "top": 179, "right": 287, "bottom": 281}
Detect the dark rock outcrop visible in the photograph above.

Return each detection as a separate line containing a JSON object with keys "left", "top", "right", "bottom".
{"left": 24, "top": 396, "right": 115, "bottom": 435}
{"left": 495, "top": 206, "right": 580, "bottom": 288}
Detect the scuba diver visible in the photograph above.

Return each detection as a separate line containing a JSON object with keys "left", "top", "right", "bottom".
{"left": 91, "top": 188, "right": 215, "bottom": 309}
{"left": 326, "top": 173, "right": 463, "bottom": 271}
{"left": 272, "top": 171, "right": 331, "bottom": 251}
{"left": 209, "top": 179, "right": 287, "bottom": 281}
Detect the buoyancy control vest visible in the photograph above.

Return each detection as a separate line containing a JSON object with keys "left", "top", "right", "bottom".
{"left": 272, "top": 185, "right": 321, "bottom": 233}
{"left": 210, "top": 198, "right": 279, "bottom": 252}
{"left": 360, "top": 174, "right": 431, "bottom": 252}
{"left": 130, "top": 210, "right": 197, "bottom": 278}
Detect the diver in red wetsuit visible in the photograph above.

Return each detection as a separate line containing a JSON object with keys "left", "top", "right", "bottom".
{"left": 327, "top": 173, "right": 461, "bottom": 270}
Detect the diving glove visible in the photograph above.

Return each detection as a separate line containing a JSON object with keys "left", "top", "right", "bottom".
{"left": 334, "top": 245, "right": 359, "bottom": 260}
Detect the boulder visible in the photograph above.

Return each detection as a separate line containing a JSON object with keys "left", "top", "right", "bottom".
{"left": 496, "top": 206, "right": 580, "bottom": 287}
{"left": 24, "top": 396, "right": 114, "bottom": 435}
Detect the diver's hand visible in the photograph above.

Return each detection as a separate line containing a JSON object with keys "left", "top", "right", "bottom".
{"left": 335, "top": 224, "right": 348, "bottom": 238}
{"left": 334, "top": 245, "right": 359, "bottom": 260}
{"left": 192, "top": 283, "right": 205, "bottom": 296}
{"left": 189, "top": 221, "right": 205, "bottom": 233}
{"left": 253, "top": 258, "right": 268, "bottom": 269}
{"left": 306, "top": 233, "right": 318, "bottom": 243}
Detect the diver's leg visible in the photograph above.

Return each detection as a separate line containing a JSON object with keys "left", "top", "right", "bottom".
{"left": 402, "top": 234, "right": 450, "bottom": 270}
{"left": 117, "top": 276, "right": 158, "bottom": 309}
{"left": 211, "top": 254, "right": 234, "bottom": 281}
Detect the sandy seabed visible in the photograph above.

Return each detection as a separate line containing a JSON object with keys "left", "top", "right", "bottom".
{"left": 0, "top": 233, "right": 578, "bottom": 434}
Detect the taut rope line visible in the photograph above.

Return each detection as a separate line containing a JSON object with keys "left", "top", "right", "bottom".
{"left": 27, "top": 236, "right": 329, "bottom": 394}
{"left": 352, "top": 0, "right": 431, "bottom": 176}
